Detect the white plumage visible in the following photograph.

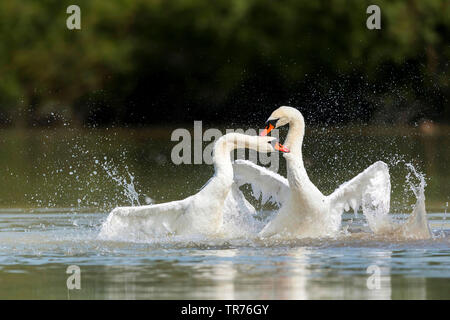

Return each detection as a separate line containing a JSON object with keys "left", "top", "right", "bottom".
{"left": 99, "top": 133, "right": 278, "bottom": 240}
{"left": 234, "top": 106, "right": 431, "bottom": 239}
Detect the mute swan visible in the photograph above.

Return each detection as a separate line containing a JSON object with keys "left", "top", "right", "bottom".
{"left": 234, "top": 106, "right": 431, "bottom": 239}
{"left": 99, "top": 133, "right": 287, "bottom": 239}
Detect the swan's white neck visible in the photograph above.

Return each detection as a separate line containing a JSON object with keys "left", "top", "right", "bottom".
{"left": 213, "top": 133, "right": 269, "bottom": 186}
{"left": 212, "top": 136, "right": 234, "bottom": 182}
{"left": 284, "top": 119, "right": 305, "bottom": 157}
{"left": 283, "top": 113, "right": 323, "bottom": 199}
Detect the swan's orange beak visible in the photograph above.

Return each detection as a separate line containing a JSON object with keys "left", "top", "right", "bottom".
{"left": 260, "top": 119, "right": 277, "bottom": 137}
{"left": 260, "top": 124, "right": 274, "bottom": 137}
{"left": 261, "top": 119, "right": 289, "bottom": 152}
{"left": 275, "top": 142, "right": 290, "bottom": 153}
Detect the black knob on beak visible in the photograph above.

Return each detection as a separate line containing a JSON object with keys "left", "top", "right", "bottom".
{"left": 260, "top": 119, "right": 278, "bottom": 136}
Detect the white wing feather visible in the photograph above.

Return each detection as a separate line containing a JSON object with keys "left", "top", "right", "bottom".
{"left": 233, "top": 159, "right": 290, "bottom": 206}
{"left": 328, "top": 161, "right": 391, "bottom": 230}
{"left": 99, "top": 183, "right": 258, "bottom": 240}
{"left": 98, "top": 198, "right": 190, "bottom": 240}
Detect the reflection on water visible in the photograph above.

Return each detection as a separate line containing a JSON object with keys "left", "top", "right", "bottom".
{"left": 0, "top": 212, "right": 449, "bottom": 299}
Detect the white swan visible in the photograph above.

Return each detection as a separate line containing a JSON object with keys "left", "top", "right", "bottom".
{"left": 99, "top": 133, "right": 287, "bottom": 239}
{"left": 234, "top": 106, "right": 431, "bottom": 239}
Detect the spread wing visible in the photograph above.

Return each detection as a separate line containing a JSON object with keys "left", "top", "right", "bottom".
{"left": 233, "top": 160, "right": 290, "bottom": 206}
{"left": 98, "top": 198, "right": 190, "bottom": 240}
{"left": 327, "top": 161, "right": 391, "bottom": 230}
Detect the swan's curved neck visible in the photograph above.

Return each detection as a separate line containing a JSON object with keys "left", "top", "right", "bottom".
{"left": 282, "top": 115, "right": 324, "bottom": 198}
{"left": 285, "top": 118, "right": 304, "bottom": 157}
{"left": 212, "top": 136, "right": 235, "bottom": 183}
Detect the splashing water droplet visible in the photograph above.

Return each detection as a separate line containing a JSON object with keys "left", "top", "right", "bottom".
{"left": 101, "top": 160, "right": 141, "bottom": 206}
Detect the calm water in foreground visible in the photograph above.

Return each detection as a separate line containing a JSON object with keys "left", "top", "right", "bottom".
{"left": 0, "top": 127, "right": 449, "bottom": 299}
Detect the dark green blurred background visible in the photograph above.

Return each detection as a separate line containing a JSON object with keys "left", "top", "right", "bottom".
{"left": 0, "top": 0, "right": 448, "bottom": 127}
{"left": 0, "top": 1, "right": 449, "bottom": 210}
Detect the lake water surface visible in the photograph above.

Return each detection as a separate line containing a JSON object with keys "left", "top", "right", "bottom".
{"left": 0, "top": 210, "right": 449, "bottom": 299}
{"left": 0, "top": 127, "right": 449, "bottom": 299}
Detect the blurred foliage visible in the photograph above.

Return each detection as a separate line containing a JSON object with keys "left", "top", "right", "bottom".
{"left": 0, "top": 0, "right": 448, "bottom": 126}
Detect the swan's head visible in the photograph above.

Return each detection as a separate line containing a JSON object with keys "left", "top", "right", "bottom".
{"left": 225, "top": 133, "right": 289, "bottom": 153}
{"left": 252, "top": 135, "right": 290, "bottom": 153}
{"left": 260, "top": 106, "right": 304, "bottom": 136}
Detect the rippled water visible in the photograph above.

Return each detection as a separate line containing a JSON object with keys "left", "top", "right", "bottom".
{"left": 0, "top": 210, "right": 448, "bottom": 299}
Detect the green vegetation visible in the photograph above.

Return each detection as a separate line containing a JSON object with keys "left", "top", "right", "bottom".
{"left": 0, "top": 0, "right": 449, "bottom": 126}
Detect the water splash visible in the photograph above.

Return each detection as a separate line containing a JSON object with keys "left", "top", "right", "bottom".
{"left": 101, "top": 159, "right": 141, "bottom": 207}
{"left": 405, "top": 163, "right": 426, "bottom": 201}
{"left": 367, "top": 162, "right": 432, "bottom": 239}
